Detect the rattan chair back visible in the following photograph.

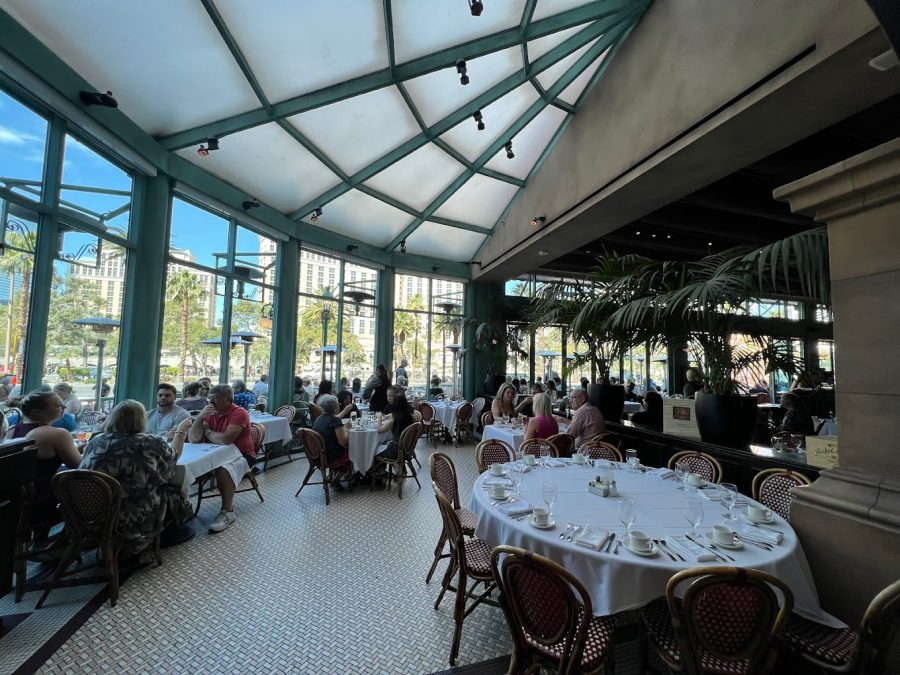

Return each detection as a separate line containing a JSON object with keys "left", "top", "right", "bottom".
{"left": 298, "top": 428, "right": 326, "bottom": 467}
{"left": 668, "top": 450, "right": 723, "bottom": 484}
{"left": 518, "top": 438, "right": 559, "bottom": 458}
{"left": 430, "top": 452, "right": 462, "bottom": 510}
{"left": 475, "top": 439, "right": 514, "bottom": 472}
{"left": 419, "top": 402, "right": 435, "bottom": 423}
{"left": 472, "top": 397, "right": 486, "bottom": 427}
{"left": 273, "top": 405, "right": 296, "bottom": 424}
{"left": 752, "top": 469, "right": 812, "bottom": 520}
{"left": 53, "top": 469, "right": 121, "bottom": 547}
{"left": 546, "top": 433, "right": 574, "bottom": 458}
{"left": 481, "top": 411, "right": 494, "bottom": 429}
{"left": 398, "top": 421, "right": 422, "bottom": 462}
{"left": 250, "top": 422, "right": 267, "bottom": 453}
{"left": 581, "top": 438, "right": 623, "bottom": 462}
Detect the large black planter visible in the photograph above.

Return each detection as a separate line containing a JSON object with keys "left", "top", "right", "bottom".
{"left": 694, "top": 392, "right": 758, "bottom": 450}
{"left": 484, "top": 374, "right": 506, "bottom": 397}
{"left": 588, "top": 384, "right": 625, "bottom": 423}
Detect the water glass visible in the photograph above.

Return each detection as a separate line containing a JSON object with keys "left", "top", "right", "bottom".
{"left": 684, "top": 497, "right": 704, "bottom": 533}
{"left": 674, "top": 460, "right": 686, "bottom": 489}
{"left": 542, "top": 481, "right": 558, "bottom": 514}
{"left": 502, "top": 413, "right": 510, "bottom": 426}
{"left": 510, "top": 464, "right": 524, "bottom": 497}
{"left": 539, "top": 443, "right": 550, "bottom": 467}
{"left": 350, "top": 412, "right": 357, "bottom": 427}
{"left": 626, "top": 448, "right": 639, "bottom": 472}
{"left": 618, "top": 497, "right": 636, "bottom": 535}
{"left": 720, "top": 483, "right": 738, "bottom": 519}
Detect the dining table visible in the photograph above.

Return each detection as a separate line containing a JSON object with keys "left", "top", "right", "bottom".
{"left": 482, "top": 422, "right": 569, "bottom": 452}
{"left": 467, "top": 460, "right": 843, "bottom": 627}
{"left": 248, "top": 411, "right": 292, "bottom": 444}
{"left": 347, "top": 423, "right": 392, "bottom": 473}
{"left": 176, "top": 442, "right": 246, "bottom": 497}
{"left": 622, "top": 401, "right": 643, "bottom": 416}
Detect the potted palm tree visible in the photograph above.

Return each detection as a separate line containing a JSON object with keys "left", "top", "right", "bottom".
{"left": 581, "top": 228, "right": 829, "bottom": 449}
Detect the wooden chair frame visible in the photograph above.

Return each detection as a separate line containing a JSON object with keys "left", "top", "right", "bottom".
{"left": 751, "top": 469, "right": 812, "bottom": 521}
{"left": 294, "top": 428, "right": 351, "bottom": 505}
{"left": 580, "top": 438, "right": 623, "bottom": 463}
{"left": 371, "top": 422, "right": 422, "bottom": 499}
{"left": 668, "top": 450, "right": 724, "bottom": 484}
{"left": 453, "top": 402, "right": 474, "bottom": 446}
{"left": 475, "top": 439, "right": 515, "bottom": 473}
{"left": 427, "top": 453, "right": 477, "bottom": 583}
{"left": 518, "top": 438, "right": 560, "bottom": 458}
{"left": 480, "top": 411, "right": 494, "bottom": 430}
{"left": 547, "top": 432, "right": 575, "bottom": 458}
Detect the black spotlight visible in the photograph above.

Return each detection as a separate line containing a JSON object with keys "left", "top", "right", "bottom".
{"left": 473, "top": 110, "right": 485, "bottom": 131}
{"left": 400, "top": 239, "right": 407, "bottom": 254}
{"left": 79, "top": 90, "right": 118, "bottom": 108}
{"left": 310, "top": 207, "right": 323, "bottom": 223}
{"left": 346, "top": 244, "right": 358, "bottom": 252}
{"left": 197, "top": 137, "right": 219, "bottom": 157}
{"left": 456, "top": 60, "right": 469, "bottom": 86}
{"left": 530, "top": 215, "right": 546, "bottom": 226}
{"left": 504, "top": 140, "right": 514, "bottom": 159}
{"left": 432, "top": 264, "right": 440, "bottom": 273}
{"left": 468, "top": 0, "right": 484, "bottom": 16}
{"left": 242, "top": 199, "right": 260, "bottom": 210}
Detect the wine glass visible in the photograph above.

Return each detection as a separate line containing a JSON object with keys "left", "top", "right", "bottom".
{"left": 510, "top": 462, "right": 524, "bottom": 497}
{"left": 539, "top": 443, "right": 550, "bottom": 467}
{"left": 350, "top": 411, "right": 357, "bottom": 427}
{"left": 684, "top": 497, "right": 704, "bottom": 534}
{"left": 720, "top": 483, "right": 738, "bottom": 520}
{"left": 626, "top": 448, "right": 639, "bottom": 472}
{"left": 618, "top": 498, "right": 636, "bottom": 536}
{"left": 542, "top": 481, "right": 558, "bottom": 514}
{"left": 502, "top": 413, "right": 510, "bottom": 426}
{"left": 674, "top": 459, "right": 686, "bottom": 489}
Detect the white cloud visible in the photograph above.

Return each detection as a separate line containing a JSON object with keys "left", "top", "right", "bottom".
{"left": 0, "top": 125, "right": 40, "bottom": 146}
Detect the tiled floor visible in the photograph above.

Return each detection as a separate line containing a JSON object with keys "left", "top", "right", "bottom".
{"left": 4, "top": 441, "right": 658, "bottom": 674}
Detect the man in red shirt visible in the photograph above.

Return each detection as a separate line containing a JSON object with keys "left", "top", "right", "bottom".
{"left": 188, "top": 384, "right": 254, "bottom": 533}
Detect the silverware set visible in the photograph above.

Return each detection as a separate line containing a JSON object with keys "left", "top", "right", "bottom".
{"left": 686, "top": 533, "right": 734, "bottom": 563}
{"left": 654, "top": 539, "right": 684, "bottom": 561}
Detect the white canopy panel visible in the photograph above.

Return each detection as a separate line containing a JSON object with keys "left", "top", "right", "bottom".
{"left": 402, "top": 221, "right": 487, "bottom": 263}
{"left": 301, "top": 189, "right": 413, "bottom": 248}
{"left": 532, "top": 0, "right": 598, "bottom": 22}
{"left": 483, "top": 106, "right": 569, "bottom": 180}
{"left": 364, "top": 143, "right": 466, "bottom": 212}
{"left": 559, "top": 48, "right": 611, "bottom": 105}
{"left": 433, "top": 174, "right": 520, "bottom": 229}
{"left": 536, "top": 38, "right": 602, "bottom": 92}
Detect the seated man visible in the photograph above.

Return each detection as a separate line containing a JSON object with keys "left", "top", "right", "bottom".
{"left": 555, "top": 387, "right": 604, "bottom": 447}
{"left": 231, "top": 379, "right": 257, "bottom": 410}
{"left": 188, "top": 384, "right": 255, "bottom": 533}
{"left": 146, "top": 383, "right": 191, "bottom": 439}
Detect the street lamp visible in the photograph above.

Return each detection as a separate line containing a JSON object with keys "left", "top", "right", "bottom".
{"left": 231, "top": 328, "right": 265, "bottom": 382}
{"left": 72, "top": 317, "right": 120, "bottom": 411}
{"left": 434, "top": 299, "right": 461, "bottom": 386}
{"left": 200, "top": 336, "right": 252, "bottom": 382}
{"left": 320, "top": 288, "right": 335, "bottom": 382}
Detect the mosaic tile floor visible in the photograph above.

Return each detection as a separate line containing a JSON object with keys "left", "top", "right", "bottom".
{"left": 3, "top": 441, "right": 659, "bottom": 674}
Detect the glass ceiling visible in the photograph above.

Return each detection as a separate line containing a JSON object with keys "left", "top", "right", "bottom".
{"left": 3, "top": 0, "right": 651, "bottom": 263}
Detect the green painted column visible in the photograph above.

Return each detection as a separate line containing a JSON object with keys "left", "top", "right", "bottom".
{"left": 269, "top": 238, "right": 299, "bottom": 408}
{"left": 375, "top": 266, "right": 394, "bottom": 369}
{"left": 463, "top": 280, "right": 504, "bottom": 400}
{"left": 117, "top": 174, "right": 171, "bottom": 407}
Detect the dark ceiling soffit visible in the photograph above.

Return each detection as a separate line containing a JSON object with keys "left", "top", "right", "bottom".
{"left": 864, "top": 0, "right": 900, "bottom": 57}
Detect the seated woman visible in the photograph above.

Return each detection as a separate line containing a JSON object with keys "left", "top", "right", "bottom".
{"left": 53, "top": 382, "right": 82, "bottom": 417}
{"left": 351, "top": 378, "right": 362, "bottom": 396}
{"left": 336, "top": 389, "right": 360, "bottom": 420}
{"left": 375, "top": 394, "right": 416, "bottom": 460}
{"left": 80, "top": 400, "right": 193, "bottom": 554}
{"left": 427, "top": 376, "right": 444, "bottom": 401}
{"left": 176, "top": 381, "right": 208, "bottom": 412}
{"left": 491, "top": 382, "right": 531, "bottom": 421}
{"left": 631, "top": 390, "right": 663, "bottom": 431}
{"left": 524, "top": 392, "right": 559, "bottom": 441}
{"left": 311, "top": 394, "right": 352, "bottom": 482}
{"left": 6, "top": 391, "right": 82, "bottom": 541}
{"left": 545, "top": 379, "right": 559, "bottom": 404}
{"left": 314, "top": 380, "right": 334, "bottom": 405}
{"left": 779, "top": 392, "right": 815, "bottom": 435}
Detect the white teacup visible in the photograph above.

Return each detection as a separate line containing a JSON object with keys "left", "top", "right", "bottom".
{"left": 629, "top": 530, "right": 651, "bottom": 551}
{"left": 747, "top": 504, "right": 771, "bottom": 521}
{"left": 572, "top": 453, "right": 585, "bottom": 464}
{"left": 524, "top": 454, "right": 537, "bottom": 466}
{"left": 490, "top": 484, "right": 507, "bottom": 499}
{"left": 712, "top": 524, "right": 736, "bottom": 545}
{"left": 532, "top": 507, "right": 550, "bottom": 526}
{"left": 686, "top": 473, "right": 704, "bottom": 487}
{"left": 489, "top": 464, "right": 505, "bottom": 476}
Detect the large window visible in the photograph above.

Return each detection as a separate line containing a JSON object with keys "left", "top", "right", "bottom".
{"left": 0, "top": 198, "right": 37, "bottom": 384}
{"left": 0, "top": 89, "right": 48, "bottom": 200}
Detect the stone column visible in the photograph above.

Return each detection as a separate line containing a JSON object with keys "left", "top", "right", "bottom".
{"left": 774, "top": 137, "right": 900, "bottom": 626}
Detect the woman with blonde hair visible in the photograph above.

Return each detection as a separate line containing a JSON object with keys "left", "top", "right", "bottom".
{"left": 490, "top": 382, "right": 531, "bottom": 420}
{"left": 524, "top": 392, "right": 559, "bottom": 441}
{"left": 79, "top": 399, "right": 193, "bottom": 553}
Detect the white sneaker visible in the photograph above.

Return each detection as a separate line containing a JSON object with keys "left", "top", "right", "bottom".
{"left": 209, "top": 510, "right": 236, "bottom": 533}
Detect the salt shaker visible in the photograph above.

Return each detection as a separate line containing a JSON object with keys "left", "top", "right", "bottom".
{"left": 608, "top": 480, "right": 618, "bottom": 497}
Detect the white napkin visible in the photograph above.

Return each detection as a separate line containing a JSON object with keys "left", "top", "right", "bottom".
{"left": 574, "top": 527, "right": 610, "bottom": 550}
{"left": 734, "top": 521, "right": 782, "bottom": 545}
{"left": 482, "top": 477, "right": 513, "bottom": 487}
{"left": 546, "top": 458, "right": 567, "bottom": 468}
{"left": 696, "top": 490, "right": 749, "bottom": 504}
{"left": 647, "top": 467, "right": 675, "bottom": 479}
{"left": 495, "top": 500, "right": 532, "bottom": 518}
{"left": 666, "top": 534, "right": 717, "bottom": 562}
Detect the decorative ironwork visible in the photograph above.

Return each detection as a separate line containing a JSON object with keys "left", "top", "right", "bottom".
{"left": 2, "top": 216, "right": 38, "bottom": 254}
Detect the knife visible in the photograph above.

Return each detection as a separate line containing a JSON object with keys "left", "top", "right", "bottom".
{"left": 605, "top": 533, "right": 616, "bottom": 553}
{"left": 686, "top": 533, "right": 730, "bottom": 563}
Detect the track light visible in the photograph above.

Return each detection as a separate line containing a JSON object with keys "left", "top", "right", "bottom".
{"left": 79, "top": 90, "right": 118, "bottom": 108}
{"left": 432, "top": 264, "right": 440, "bottom": 272}
{"left": 242, "top": 199, "right": 260, "bottom": 210}
{"left": 468, "top": 0, "right": 484, "bottom": 16}
{"left": 456, "top": 60, "right": 469, "bottom": 86}
{"left": 197, "top": 137, "right": 219, "bottom": 157}
{"left": 530, "top": 216, "right": 546, "bottom": 226}
{"left": 504, "top": 140, "right": 514, "bottom": 159}
{"left": 346, "top": 244, "right": 358, "bottom": 252}
{"left": 400, "top": 239, "right": 407, "bottom": 254}
{"left": 310, "top": 207, "right": 323, "bottom": 223}
{"left": 472, "top": 110, "right": 484, "bottom": 131}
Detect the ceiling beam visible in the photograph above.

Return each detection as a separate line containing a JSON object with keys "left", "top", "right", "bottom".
{"left": 157, "top": 1, "right": 645, "bottom": 151}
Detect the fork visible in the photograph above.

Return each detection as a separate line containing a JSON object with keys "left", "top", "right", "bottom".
{"left": 654, "top": 539, "right": 677, "bottom": 561}
{"left": 567, "top": 525, "right": 583, "bottom": 542}
{"left": 559, "top": 523, "right": 575, "bottom": 540}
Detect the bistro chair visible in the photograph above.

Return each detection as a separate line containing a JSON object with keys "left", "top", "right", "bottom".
{"left": 780, "top": 578, "right": 900, "bottom": 673}
{"left": 580, "top": 438, "right": 623, "bottom": 463}
{"left": 668, "top": 450, "right": 723, "bottom": 484}
{"left": 258, "top": 405, "right": 297, "bottom": 469}
{"left": 475, "top": 439, "right": 515, "bottom": 473}
{"left": 452, "top": 402, "right": 473, "bottom": 446}
{"left": 491, "top": 545, "right": 616, "bottom": 674}
{"left": 472, "top": 397, "right": 486, "bottom": 432}
{"left": 519, "top": 438, "right": 559, "bottom": 459}
{"left": 481, "top": 411, "right": 494, "bottom": 430}
{"left": 80, "top": 410, "right": 105, "bottom": 428}
{"left": 433, "top": 482, "right": 499, "bottom": 666}
{"left": 547, "top": 432, "right": 575, "bottom": 458}
{"left": 195, "top": 425, "right": 266, "bottom": 514}
{"left": 419, "top": 401, "right": 442, "bottom": 446}
{"left": 427, "top": 453, "right": 478, "bottom": 584}
{"left": 3, "top": 443, "right": 46, "bottom": 603}
{"left": 36, "top": 470, "right": 143, "bottom": 609}
{"left": 639, "top": 566, "right": 794, "bottom": 674}
{"left": 371, "top": 422, "right": 422, "bottom": 499}
{"left": 751, "top": 469, "right": 812, "bottom": 520}
{"left": 294, "top": 428, "right": 351, "bottom": 506}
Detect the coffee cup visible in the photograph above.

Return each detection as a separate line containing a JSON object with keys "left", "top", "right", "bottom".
{"left": 747, "top": 504, "right": 771, "bottom": 521}
{"left": 629, "top": 530, "right": 651, "bottom": 551}
{"left": 524, "top": 454, "right": 537, "bottom": 466}
{"left": 572, "top": 453, "right": 585, "bottom": 464}
{"left": 490, "top": 484, "right": 507, "bottom": 499}
{"left": 712, "top": 524, "right": 736, "bottom": 545}
{"left": 686, "top": 473, "right": 703, "bottom": 487}
{"left": 532, "top": 507, "right": 549, "bottom": 526}
{"left": 489, "top": 464, "right": 505, "bottom": 476}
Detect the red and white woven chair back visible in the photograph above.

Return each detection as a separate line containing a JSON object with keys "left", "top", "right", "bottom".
{"left": 669, "top": 451, "right": 721, "bottom": 483}
{"left": 52, "top": 470, "right": 121, "bottom": 544}
{"left": 754, "top": 470, "right": 810, "bottom": 520}
{"left": 472, "top": 397, "right": 485, "bottom": 423}
{"left": 430, "top": 452, "right": 461, "bottom": 509}
{"left": 298, "top": 429, "right": 326, "bottom": 465}
{"left": 481, "top": 411, "right": 494, "bottom": 428}
{"left": 581, "top": 439, "right": 622, "bottom": 462}
{"left": 475, "top": 439, "right": 514, "bottom": 472}
{"left": 273, "top": 405, "right": 295, "bottom": 424}
{"left": 455, "top": 402, "right": 472, "bottom": 424}
{"left": 519, "top": 438, "right": 558, "bottom": 458}
{"left": 547, "top": 433, "right": 574, "bottom": 458}
{"left": 419, "top": 402, "right": 435, "bottom": 423}
{"left": 250, "top": 423, "right": 267, "bottom": 453}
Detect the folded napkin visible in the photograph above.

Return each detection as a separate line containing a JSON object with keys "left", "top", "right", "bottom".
{"left": 546, "top": 458, "right": 567, "bottom": 468}
{"left": 734, "top": 521, "right": 782, "bottom": 545}
{"left": 666, "top": 534, "right": 717, "bottom": 562}
{"left": 696, "top": 490, "right": 749, "bottom": 504}
{"left": 647, "top": 467, "right": 675, "bottom": 479}
{"left": 574, "top": 527, "right": 610, "bottom": 550}
{"left": 495, "top": 500, "right": 532, "bottom": 518}
{"left": 482, "top": 477, "right": 513, "bottom": 487}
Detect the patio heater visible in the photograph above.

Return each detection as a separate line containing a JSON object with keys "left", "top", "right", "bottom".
{"left": 231, "top": 329, "right": 266, "bottom": 382}
{"left": 434, "top": 300, "right": 461, "bottom": 387}
{"left": 537, "top": 350, "right": 560, "bottom": 382}
{"left": 316, "top": 345, "right": 338, "bottom": 381}
{"left": 654, "top": 357, "right": 669, "bottom": 394}
{"left": 320, "top": 288, "right": 335, "bottom": 382}
{"left": 200, "top": 336, "right": 252, "bottom": 383}
{"left": 72, "top": 317, "right": 120, "bottom": 411}
{"left": 445, "top": 344, "right": 462, "bottom": 397}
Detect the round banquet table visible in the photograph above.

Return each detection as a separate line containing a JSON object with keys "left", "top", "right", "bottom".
{"left": 248, "top": 411, "right": 292, "bottom": 444}
{"left": 467, "top": 462, "right": 841, "bottom": 626}
{"left": 348, "top": 425, "right": 392, "bottom": 473}
{"left": 431, "top": 401, "right": 461, "bottom": 430}
{"left": 482, "top": 422, "right": 569, "bottom": 452}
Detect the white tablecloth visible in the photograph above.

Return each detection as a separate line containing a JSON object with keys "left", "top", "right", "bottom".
{"left": 623, "top": 401, "right": 643, "bottom": 415}
{"left": 348, "top": 426, "right": 392, "bottom": 472}
{"left": 248, "top": 412, "right": 292, "bottom": 444}
{"left": 177, "top": 443, "right": 246, "bottom": 496}
{"left": 431, "top": 402, "right": 462, "bottom": 430}
{"left": 468, "top": 463, "right": 841, "bottom": 627}
{"left": 813, "top": 418, "right": 837, "bottom": 436}
{"left": 482, "top": 424, "right": 525, "bottom": 450}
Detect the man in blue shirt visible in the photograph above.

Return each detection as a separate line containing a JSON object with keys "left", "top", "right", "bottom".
{"left": 231, "top": 379, "right": 257, "bottom": 410}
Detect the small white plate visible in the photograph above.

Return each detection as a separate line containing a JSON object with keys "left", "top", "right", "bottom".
{"left": 489, "top": 490, "right": 511, "bottom": 501}
{"left": 623, "top": 538, "right": 658, "bottom": 556}
{"left": 745, "top": 509, "right": 775, "bottom": 524}
{"left": 706, "top": 532, "right": 744, "bottom": 550}
{"left": 528, "top": 515, "right": 556, "bottom": 530}
{"left": 488, "top": 469, "right": 508, "bottom": 478}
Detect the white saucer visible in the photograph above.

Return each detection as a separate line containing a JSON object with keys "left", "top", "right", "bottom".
{"left": 623, "top": 538, "right": 658, "bottom": 556}
{"left": 706, "top": 532, "right": 744, "bottom": 550}
{"left": 745, "top": 509, "right": 775, "bottom": 524}
{"left": 489, "top": 490, "right": 510, "bottom": 501}
{"left": 528, "top": 515, "right": 556, "bottom": 530}
{"left": 488, "top": 470, "right": 508, "bottom": 478}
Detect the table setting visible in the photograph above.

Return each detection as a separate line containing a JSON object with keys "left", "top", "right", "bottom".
{"left": 248, "top": 410, "right": 292, "bottom": 444}
{"left": 346, "top": 413, "right": 391, "bottom": 473}
{"left": 467, "top": 453, "right": 842, "bottom": 627}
